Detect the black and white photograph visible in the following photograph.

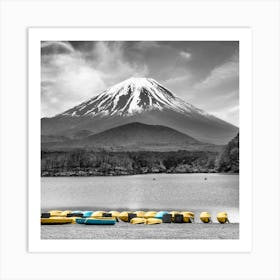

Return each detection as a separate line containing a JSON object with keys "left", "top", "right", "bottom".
{"left": 40, "top": 40, "right": 240, "bottom": 240}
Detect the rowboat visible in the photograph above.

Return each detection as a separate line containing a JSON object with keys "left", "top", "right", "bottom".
{"left": 144, "top": 211, "right": 157, "bottom": 219}
{"left": 76, "top": 218, "right": 86, "bottom": 224}
{"left": 72, "top": 210, "right": 83, "bottom": 214}
{"left": 181, "top": 211, "right": 195, "bottom": 223}
{"left": 130, "top": 217, "right": 146, "bottom": 224}
{"left": 48, "top": 210, "right": 72, "bottom": 217}
{"left": 119, "top": 211, "right": 131, "bottom": 222}
{"left": 216, "top": 212, "right": 229, "bottom": 224}
{"left": 200, "top": 212, "right": 212, "bottom": 223}
{"left": 48, "top": 210, "right": 63, "bottom": 217}
{"left": 145, "top": 218, "right": 162, "bottom": 225}
{"left": 91, "top": 211, "right": 105, "bottom": 218}
{"left": 109, "top": 211, "right": 120, "bottom": 218}
{"left": 169, "top": 211, "right": 180, "bottom": 222}
{"left": 154, "top": 211, "right": 169, "bottom": 219}
{"left": 41, "top": 217, "right": 74, "bottom": 225}
{"left": 84, "top": 218, "right": 116, "bottom": 225}
{"left": 76, "top": 217, "right": 116, "bottom": 225}
{"left": 67, "top": 211, "right": 83, "bottom": 217}
{"left": 133, "top": 211, "right": 146, "bottom": 218}
{"left": 41, "top": 212, "right": 51, "bottom": 218}
{"left": 82, "top": 211, "right": 93, "bottom": 217}
{"left": 61, "top": 210, "right": 72, "bottom": 217}
{"left": 173, "top": 214, "right": 184, "bottom": 223}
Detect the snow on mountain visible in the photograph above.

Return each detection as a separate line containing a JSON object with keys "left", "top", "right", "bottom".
{"left": 59, "top": 77, "right": 210, "bottom": 118}
{"left": 42, "top": 77, "right": 238, "bottom": 145}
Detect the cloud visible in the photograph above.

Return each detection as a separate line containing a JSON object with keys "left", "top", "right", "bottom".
{"left": 187, "top": 89, "right": 239, "bottom": 126}
{"left": 194, "top": 54, "right": 238, "bottom": 90}
{"left": 91, "top": 42, "right": 148, "bottom": 83}
{"left": 41, "top": 41, "right": 75, "bottom": 55}
{"left": 132, "top": 41, "right": 160, "bottom": 50}
{"left": 41, "top": 41, "right": 239, "bottom": 125}
{"left": 163, "top": 74, "right": 193, "bottom": 98}
{"left": 41, "top": 41, "right": 148, "bottom": 117}
{"left": 180, "top": 51, "right": 192, "bottom": 60}
{"left": 41, "top": 43, "right": 106, "bottom": 117}
{"left": 210, "top": 104, "right": 239, "bottom": 126}
{"left": 186, "top": 53, "right": 239, "bottom": 126}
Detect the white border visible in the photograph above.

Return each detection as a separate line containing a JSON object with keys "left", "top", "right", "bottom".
{"left": 28, "top": 27, "right": 252, "bottom": 253}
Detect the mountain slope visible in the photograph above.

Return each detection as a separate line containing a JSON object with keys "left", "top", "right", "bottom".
{"left": 41, "top": 77, "right": 238, "bottom": 145}
{"left": 42, "top": 122, "right": 221, "bottom": 152}
{"left": 83, "top": 122, "right": 199, "bottom": 146}
{"left": 59, "top": 77, "right": 210, "bottom": 117}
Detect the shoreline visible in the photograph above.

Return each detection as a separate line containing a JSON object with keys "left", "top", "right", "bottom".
{"left": 41, "top": 222, "right": 239, "bottom": 240}
{"left": 41, "top": 171, "right": 239, "bottom": 177}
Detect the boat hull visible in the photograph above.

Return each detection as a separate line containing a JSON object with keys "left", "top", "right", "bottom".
{"left": 130, "top": 218, "right": 146, "bottom": 224}
{"left": 84, "top": 218, "right": 116, "bottom": 225}
{"left": 145, "top": 218, "right": 162, "bottom": 225}
{"left": 200, "top": 212, "right": 212, "bottom": 223}
{"left": 41, "top": 217, "right": 74, "bottom": 225}
{"left": 76, "top": 218, "right": 86, "bottom": 224}
{"left": 217, "top": 212, "right": 228, "bottom": 224}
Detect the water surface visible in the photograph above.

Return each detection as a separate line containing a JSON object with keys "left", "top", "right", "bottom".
{"left": 41, "top": 173, "right": 239, "bottom": 222}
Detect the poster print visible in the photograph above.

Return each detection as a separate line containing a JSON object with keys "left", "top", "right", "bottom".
{"left": 29, "top": 28, "right": 252, "bottom": 252}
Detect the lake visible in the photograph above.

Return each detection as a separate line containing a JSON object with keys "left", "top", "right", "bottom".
{"left": 41, "top": 173, "right": 239, "bottom": 223}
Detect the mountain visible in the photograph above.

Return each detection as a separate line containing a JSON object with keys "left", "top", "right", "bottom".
{"left": 216, "top": 133, "right": 239, "bottom": 173}
{"left": 41, "top": 77, "right": 238, "bottom": 145}
{"left": 84, "top": 122, "right": 199, "bottom": 146}
{"left": 69, "top": 130, "right": 93, "bottom": 139}
{"left": 60, "top": 77, "right": 209, "bottom": 117}
{"left": 41, "top": 135, "right": 70, "bottom": 143}
{"left": 42, "top": 122, "right": 222, "bottom": 152}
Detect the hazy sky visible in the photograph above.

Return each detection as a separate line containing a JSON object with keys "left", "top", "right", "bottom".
{"left": 41, "top": 41, "right": 239, "bottom": 126}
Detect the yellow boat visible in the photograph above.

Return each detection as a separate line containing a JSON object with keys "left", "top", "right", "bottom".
{"left": 109, "top": 211, "right": 120, "bottom": 218}
{"left": 91, "top": 211, "right": 105, "bottom": 218}
{"left": 48, "top": 210, "right": 72, "bottom": 217}
{"left": 41, "top": 217, "right": 74, "bottom": 225}
{"left": 70, "top": 217, "right": 80, "bottom": 224}
{"left": 119, "top": 211, "right": 130, "bottom": 222}
{"left": 200, "top": 212, "right": 212, "bottom": 223}
{"left": 181, "top": 211, "right": 195, "bottom": 223}
{"left": 144, "top": 211, "right": 157, "bottom": 219}
{"left": 145, "top": 218, "right": 162, "bottom": 225}
{"left": 60, "top": 210, "right": 72, "bottom": 217}
{"left": 217, "top": 212, "right": 229, "bottom": 224}
{"left": 49, "top": 210, "right": 63, "bottom": 217}
{"left": 130, "top": 217, "right": 146, "bottom": 224}
{"left": 133, "top": 211, "right": 146, "bottom": 218}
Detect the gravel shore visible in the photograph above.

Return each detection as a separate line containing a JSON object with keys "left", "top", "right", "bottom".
{"left": 41, "top": 222, "right": 239, "bottom": 239}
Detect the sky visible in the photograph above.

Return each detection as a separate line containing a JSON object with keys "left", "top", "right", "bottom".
{"left": 41, "top": 41, "right": 239, "bottom": 126}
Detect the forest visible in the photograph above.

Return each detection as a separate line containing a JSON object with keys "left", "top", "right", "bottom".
{"left": 41, "top": 133, "right": 239, "bottom": 176}
{"left": 41, "top": 150, "right": 219, "bottom": 176}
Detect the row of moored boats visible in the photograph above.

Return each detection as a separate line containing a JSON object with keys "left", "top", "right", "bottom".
{"left": 41, "top": 210, "right": 230, "bottom": 225}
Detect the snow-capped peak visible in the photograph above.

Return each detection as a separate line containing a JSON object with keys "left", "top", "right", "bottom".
{"left": 60, "top": 77, "right": 209, "bottom": 117}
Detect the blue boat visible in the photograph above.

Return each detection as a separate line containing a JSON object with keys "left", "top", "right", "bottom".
{"left": 84, "top": 218, "right": 116, "bottom": 225}
{"left": 76, "top": 218, "right": 86, "bottom": 224}
{"left": 155, "top": 211, "right": 169, "bottom": 219}
{"left": 83, "top": 211, "right": 93, "bottom": 218}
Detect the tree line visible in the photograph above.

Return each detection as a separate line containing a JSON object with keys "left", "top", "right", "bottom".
{"left": 41, "top": 133, "right": 239, "bottom": 176}
{"left": 41, "top": 150, "right": 219, "bottom": 176}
